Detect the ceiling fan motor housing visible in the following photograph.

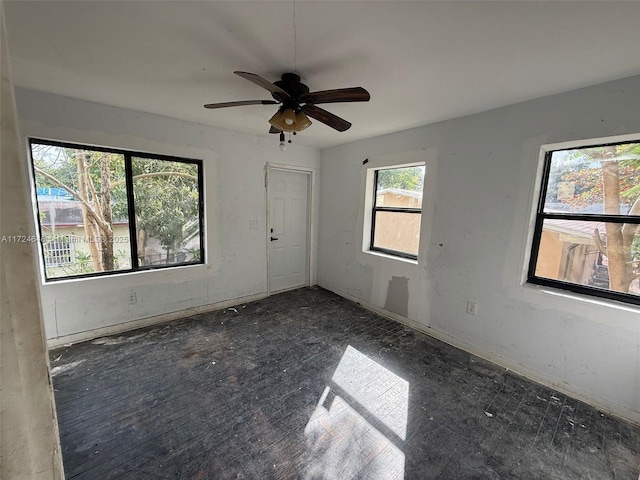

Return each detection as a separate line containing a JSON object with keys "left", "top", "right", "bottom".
{"left": 272, "top": 73, "right": 310, "bottom": 105}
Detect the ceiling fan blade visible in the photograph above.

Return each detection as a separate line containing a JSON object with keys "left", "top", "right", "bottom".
{"left": 234, "top": 71, "right": 290, "bottom": 99}
{"left": 300, "top": 87, "right": 370, "bottom": 105}
{"left": 302, "top": 105, "right": 351, "bottom": 132}
{"left": 204, "top": 100, "right": 278, "bottom": 109}
{"left": 269, "top": 126, "right": 282, "bottom": 134}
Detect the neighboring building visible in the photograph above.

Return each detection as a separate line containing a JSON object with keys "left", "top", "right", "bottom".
{"left": 536, "top": 203, "right": 640, "bottom": 293}
{"left": 37, "top": 192, "right": 131, "bottom": 278}
{"left": 536, "top": 218, "right": 603, "bottom": 287}
{"left": 374, "top": 187, "right": 422, "bottom": 256}
{"left": 37, "top": 188, "right": 199, "bottom": 278}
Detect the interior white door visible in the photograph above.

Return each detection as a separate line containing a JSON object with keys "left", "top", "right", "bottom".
{"left": 268, "top": 168, "right": 310, "bottom": 293}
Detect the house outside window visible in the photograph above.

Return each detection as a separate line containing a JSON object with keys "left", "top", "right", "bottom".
{"left": 528, "top": 139, "right": 640, "bottom": 305}
{"left": 370, "top": 165, "right": 425, "bottom": 259}
{"left": 30, "top": 139, "right": 205, "bottom": 281}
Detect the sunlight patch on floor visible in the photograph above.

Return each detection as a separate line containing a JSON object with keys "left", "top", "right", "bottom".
{"left": 303, "top": 345, "right": 409, "bottom": 479}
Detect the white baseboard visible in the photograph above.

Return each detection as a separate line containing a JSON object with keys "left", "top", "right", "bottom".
{"left": 317, "top": 282, "right": 640, "bottom": 426}
{"left": 47, "top": 291, "right": 268, "bottom": 349}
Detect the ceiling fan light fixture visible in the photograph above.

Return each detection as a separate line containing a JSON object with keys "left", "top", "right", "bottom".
{"left": 269, "top": 107, "right": 312, "bottom": 133}
{"left": 268, "top": 110, "right": 285, "bottom": 129}
{"left": 269, "top": 110, "right": 295, "bottom": 132}
{"left": 283, "top": 108, "right": 296, "bottom": 126}
{"left": 295, "top": 111, "right": 312, "bottom": 131}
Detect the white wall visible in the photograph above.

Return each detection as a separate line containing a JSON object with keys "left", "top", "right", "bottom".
{"left": 318, "top": 75, "right": 640, "bottom": 424}
{"left": 15, "top": 88, "right": 320, "bottom": 343}
{"left": 1, "top": 5, "right": 64, "bottom": 476}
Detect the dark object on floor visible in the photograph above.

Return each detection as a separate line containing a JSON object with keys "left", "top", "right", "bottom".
{"left": 50, "top": 287, "right": 640, "bottom": 479}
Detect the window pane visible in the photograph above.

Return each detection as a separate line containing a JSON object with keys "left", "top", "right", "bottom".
{"left": 132, "top": 158, "right": 202, "bottom": 266}
{"left": 535, "top": 219, "right": 640, "bottom": 296}
{"left": 543, "top": 144, "right": 640, "bottom": 215}
{"left": 31, "top": 143, "right": 130, "bottom": 279}
{"left": 373, "top": 211, "right": 421, "bottom": 256}
{"left": 376, "top": 166, "right": 425, "bottom": 208}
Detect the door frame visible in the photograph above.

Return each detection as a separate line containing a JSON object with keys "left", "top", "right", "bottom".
{"left": 266, "top": 163, "right": 315, "bottom": 296}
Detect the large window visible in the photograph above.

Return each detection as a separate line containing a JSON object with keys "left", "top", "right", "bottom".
{"left": 528, "top": 139, "right": 640, "bottom": 305}
{"left": 30, "top": 139, "right": 204, "bottom": 280}
{"left": 370, "top": 165, "right": 425, "bottom": 259}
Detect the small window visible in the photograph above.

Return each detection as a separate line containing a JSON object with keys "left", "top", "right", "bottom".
{"left": 43, "top": 235, "right": 72, "bottom": 267}
{"left": 30, "top": 139, "right": 205, "bottom": 281}
{"left": 370, "top": 165, "right": 425, "bottom": 259}
{"left": 528, "top": 139, "right": 640, "bottom": 305}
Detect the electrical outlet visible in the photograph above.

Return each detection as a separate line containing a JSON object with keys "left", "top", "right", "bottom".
{"left": 466, "top": 300, "right": 477, "bottom": 315}
{"left": 127, "top": 291, "right": 137, "bottom": 305}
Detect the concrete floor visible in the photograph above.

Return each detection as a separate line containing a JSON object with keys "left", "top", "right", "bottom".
{"left": 50, "top": 287, "right": 640, "bottom": 479}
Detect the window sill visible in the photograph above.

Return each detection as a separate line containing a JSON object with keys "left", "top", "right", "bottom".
{"left": 523, "top": 281, "right": 640, "bottom": 314}
{"left": 41, "top": 261, "right": 207, "bottom": 285}
{"left": 364, "top": 249, "right": 419, "bottom": 265}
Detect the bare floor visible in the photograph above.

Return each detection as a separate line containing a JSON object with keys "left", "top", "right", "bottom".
{"left": 50, "top": 287, "right": 640, "bottom": 479}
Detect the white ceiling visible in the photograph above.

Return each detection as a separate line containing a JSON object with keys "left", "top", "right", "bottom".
{"left": 5, "top": 1, "right": 640, "bottom": 149}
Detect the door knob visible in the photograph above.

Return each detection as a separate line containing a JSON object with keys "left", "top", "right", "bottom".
{"left": 270, "top": 237, "right": 279, "bottom": 241}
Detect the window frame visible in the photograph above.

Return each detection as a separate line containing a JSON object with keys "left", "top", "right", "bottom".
{"left": 527, "top": 138, "right": 640, "bottom": 306}
{"left": 369, "top": 166, "right": 423, "bottom": 260}
{"left": 29, "top": 138, "right": 205, "bottom": 282}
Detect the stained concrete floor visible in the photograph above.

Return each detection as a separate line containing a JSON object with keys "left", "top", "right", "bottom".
{"left": 50, "top": 287, "right": 640, "bottom": 479}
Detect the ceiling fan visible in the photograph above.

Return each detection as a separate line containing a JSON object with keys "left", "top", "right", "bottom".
{"left": 204, "top": 71, "right": 370, "bottom": 148}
